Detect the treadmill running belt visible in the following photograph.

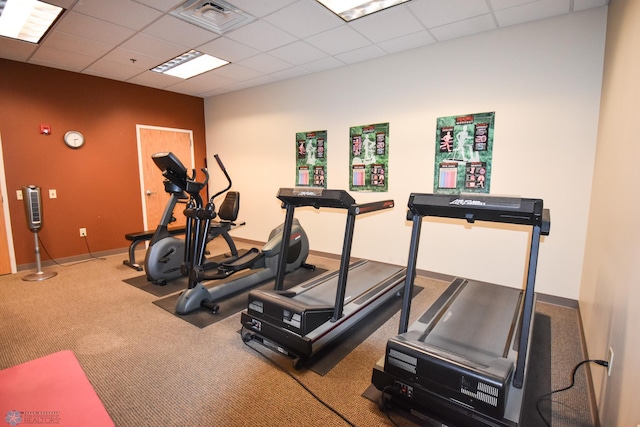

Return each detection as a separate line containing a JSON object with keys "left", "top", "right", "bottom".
{"left": 418, "top": 280, "right": 522, "bottom": 365}
{"left": 293, "top": 261, "right": 403, "bottom": 306}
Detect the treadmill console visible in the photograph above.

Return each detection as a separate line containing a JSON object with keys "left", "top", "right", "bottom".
{"left": 407, "top": 193, "right": 546, "bottom": 228}
{"left": 277, "top": 187, "right": 356, "bottom": 209}
{"left": 277, "top": 188, "right": 395, "bottom": 215}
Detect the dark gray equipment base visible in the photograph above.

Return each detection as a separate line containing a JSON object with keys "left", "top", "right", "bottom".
{"left": 364, "top": 313, "right": 551, "bottom": 427}
{"left": 371, "top": 278, "right": 532, "bottom": 426}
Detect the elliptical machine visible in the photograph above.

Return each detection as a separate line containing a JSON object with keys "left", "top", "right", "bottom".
{"left": 150, "top": 152, "right": 314, "bottom": 316}
{"left": 174, "top": 160, "right": 314, "bottom": 315}
{"left": 143, "top": 153, "right": 240, "bottom": 285}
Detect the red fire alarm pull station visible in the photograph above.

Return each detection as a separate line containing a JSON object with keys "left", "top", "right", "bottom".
{"left": 40, "top": 125, "right": 51, "bottom": 135}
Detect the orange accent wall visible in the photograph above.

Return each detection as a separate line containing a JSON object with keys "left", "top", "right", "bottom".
{"left": 0, "top": 59, "right": 207, "bottom": 266}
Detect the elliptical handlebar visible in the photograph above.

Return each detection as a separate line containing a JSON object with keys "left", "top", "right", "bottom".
{"left": 209, "top": 154, "right": 232, "bottom": 202}
{"left": 183, "top": 167, "right": 208, "bottom": 199}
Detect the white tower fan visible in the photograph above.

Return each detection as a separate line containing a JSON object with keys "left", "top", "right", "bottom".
{"left": 22, "top": 185, "right": 57, "bottom": 281}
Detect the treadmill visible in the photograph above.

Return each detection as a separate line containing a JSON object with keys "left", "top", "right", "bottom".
{"left": 241, "top": 187, "right": 406, "bottom": 367}
{"left": 371, "top": 193, "right": 550, "bottom": 427}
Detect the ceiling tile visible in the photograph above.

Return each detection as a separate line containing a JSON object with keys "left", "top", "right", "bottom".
{"left": 489, "top": 0, "right": 534, "bottom": 10}
{"left": 119, "top": 33, "right": 187, "bottom": 61}
{"left": 49, "top": 0, "right": 76, "bottom": 8}
{"left": 133, "top": 0, "right": 184, "bottom": 13}
{"left": 270, "top": 66, "right": 309, "bottom": 81}
{"left": 198, "top": 37, "right": 260, "bottom": 63}
{"left": 350, "top": 5, "right": 425, "bottom": 44}
{"left": 430, "top": 14, "right": 496, "bottom": 41}
{"left": 268, "top": 41, "right": 329, "bottom": 66}
{"left": 142, "top": 15, "right": 219, "bottom": 47}
{"left": 165, "top": 71, "right": 238, "bottom": 95}
{"left": 127, "top": 70, "right": 182, "bottom": 89}
{"left": 84, "top": 59, "right": 144, "bottom": 80}
{"left": 300, "top": 56, "right": 345, "bottom": 73}
{"left": 225, "top": 20, "right": 297, "bottom": 52}
{"left": 494, "top": 0, "right": 571, "bottom": 27}
{"left": 40, "top": 31, "right": 112, "bottom": 58}
{"left": 209, "top": 63, "right": 262, "bottom": 82}
{"left": 220, "top": 0, "right": 300, "bottom": 18}
{"left": 239, "top": 53, "right": 293, "bottom": 74}
{"left": 0, "top": 39, "right": 38, "bottom": 62}
{"left": 100, "top": 47, "right": 164, "bottom": 69}
{"left": 29, "top": 46, "right": 97, "bottom": 72}
{"left": 305, "top": 25, "right": 371, "bottom": 56}
{"left": 263, "top": 0, "right": 342, "bottom": 39}
{"left": 573, "top": 0, "right": 609, "bottom": 10}
{"left": 71, "top": 0, "right": 162, "bottom": 30}
{"left": 54, "top": 11, "right": 135, "bottom": 45}
{"left": 377, "top": 30, "right": 436, "bottom": 54}
{"left": 240, "top": 74, "right": 278, "bottom": 89}
{"left": 335, "top": 44, "right": 387, "bottom": 64}
{"left": 408, "top": 0, "right": 490, "bottom": 28}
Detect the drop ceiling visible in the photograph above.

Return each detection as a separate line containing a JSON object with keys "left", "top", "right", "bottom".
{"left": 0, "top": 0, "right": 608, "bottom": 98}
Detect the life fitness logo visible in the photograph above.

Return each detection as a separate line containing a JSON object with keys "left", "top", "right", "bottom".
{"left": 290, "top": 232, "right": 301, "bottom": 241}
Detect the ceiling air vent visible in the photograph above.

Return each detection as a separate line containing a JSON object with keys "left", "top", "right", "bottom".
{"left": 170, "top": 0, "right": 255, "bottom": 35}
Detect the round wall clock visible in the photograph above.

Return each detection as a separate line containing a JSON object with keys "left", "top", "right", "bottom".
{"left": 63, "top": 130, "right": 85, "bottom": 149}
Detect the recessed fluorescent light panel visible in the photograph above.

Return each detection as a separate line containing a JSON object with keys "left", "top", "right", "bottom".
{"left": 316, "top": 0, "right": 410, "bottom": 22}
{"left": 0, "top": 0, "right": 64, "bottom": 43}
{"left": 151, "top": 50, "right": 229, "bottom": 79}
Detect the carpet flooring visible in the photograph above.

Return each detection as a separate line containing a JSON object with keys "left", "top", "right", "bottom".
{"left": 0, "top": 242, "right": 595, "bottom": 427}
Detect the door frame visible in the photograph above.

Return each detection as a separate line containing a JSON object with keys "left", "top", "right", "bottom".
{"left": 135, "top": 124, "right": 195, "bottom": 231}
{"left": 0, "top": 132, "right": 17, "bottom": 273}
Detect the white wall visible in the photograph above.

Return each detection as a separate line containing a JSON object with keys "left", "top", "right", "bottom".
{"left": 580, "top": 0, "right": 640, "bottom": 425}
{"left": 205, "top": 7, "right": 607, "bottom": 300}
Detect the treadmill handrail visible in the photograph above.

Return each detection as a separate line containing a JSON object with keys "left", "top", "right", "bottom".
{"left": 350, "top": 200, "right": 395, "bottom": 215}
{"left": 273, "top": 187, "right": 395, "bottom": 321}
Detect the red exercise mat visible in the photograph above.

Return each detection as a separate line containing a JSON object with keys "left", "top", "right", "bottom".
{"left": 0, "top": 350, "right": 114, "bottom": 427}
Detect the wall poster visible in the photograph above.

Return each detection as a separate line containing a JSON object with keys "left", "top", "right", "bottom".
{"left": 434, "top": 112, "right": 495, "bottom": 194}
{"left": 296, "top": 130, "right": 327, "bottom": 188}
{"left": 349, "top": 122, "right": 389, "bottom": 192}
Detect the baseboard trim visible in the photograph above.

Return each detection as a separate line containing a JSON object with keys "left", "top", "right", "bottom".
{"left": 17, "top": 247, "right": 132, "bottom": 272}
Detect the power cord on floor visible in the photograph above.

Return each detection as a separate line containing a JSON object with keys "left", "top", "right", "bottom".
{"left": 536, "top": 358, "right": 608, "bottom": 427}
{"left": 240, "top": 327, "right": 356, "bottom": 427}
{"left": 379, "top": 385, "right": 401, "bottom": 427}
{"left": 38, "top": 235, "right": 106, "bottom": 267}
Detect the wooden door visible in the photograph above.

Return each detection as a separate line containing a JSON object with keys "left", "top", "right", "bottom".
{"left": 137, "top": 126, "right": 194, "bottom": 231}
{"left": 0, "top": 133, "right": 15, "bottom": 274}
{"left": 0, "top": 192, "right": 12, "bottom": 275}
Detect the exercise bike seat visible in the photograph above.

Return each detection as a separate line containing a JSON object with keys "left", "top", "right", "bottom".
{"left": 217, "top": 191, "right": 239, "bottom": 223}
{"left": 208, "top": 191, "right": 240, "bottom": 239}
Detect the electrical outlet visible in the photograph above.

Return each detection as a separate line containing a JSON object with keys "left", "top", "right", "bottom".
{"left": 607, "top": 346, "right": 614, "bottom": 376}
{"left": 49, "top": 189, "right": 57, "bottom": 199}
{"left": 79, "top": 228, "right": 87, "bottom": 237}
{"left": 16, "top": 190, "right": 22, "bottom": 200}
